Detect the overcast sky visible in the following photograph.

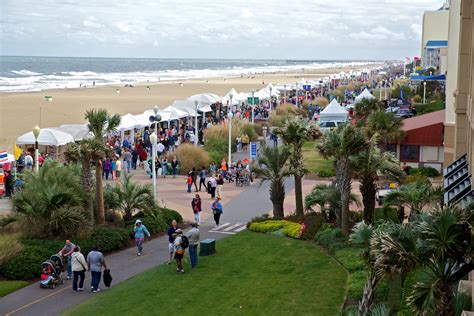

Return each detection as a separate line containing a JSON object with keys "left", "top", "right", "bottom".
{"left": 2, "top": 0, "right": 446, "bottom": 60}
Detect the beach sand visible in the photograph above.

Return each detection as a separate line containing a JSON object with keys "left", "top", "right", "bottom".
{"left": 0, "top": 66, "right": 370, "bottom": 149}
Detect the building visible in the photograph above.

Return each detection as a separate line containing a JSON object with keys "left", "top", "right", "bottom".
{"left": 444, "top": 0, "right": 461, "bottom": 165}
{"left": 423, "top": 40, "right": 448, "bottom": 74}
{"left": 420, "top": 2, "right": 450, "bottom": 69}
{"left": 393, "top": 110, "right": 445, "bottom": 172}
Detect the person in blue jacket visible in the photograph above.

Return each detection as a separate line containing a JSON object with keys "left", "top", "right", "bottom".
{"left": 134, "top": 219, "right": 150, "bottom": 256}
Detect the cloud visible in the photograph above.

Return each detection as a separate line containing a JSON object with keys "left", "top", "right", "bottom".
{"left": 1, "top": 0, "right": 447, "bottom": 59}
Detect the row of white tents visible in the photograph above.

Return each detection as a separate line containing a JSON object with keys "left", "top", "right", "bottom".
{"left": 14, "top": 83, "right": 376, "bottom": 147}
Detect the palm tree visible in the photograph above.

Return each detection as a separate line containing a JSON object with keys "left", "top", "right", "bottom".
{"left": 274, "top": 118, "right": 321, "bottom": 218}
{"left": 110, "top": 174, "right": 155, "bottom": 221}
{"left": 305, "top": 183, "right": 360, "bottom": 223}
{"left": 319, "top": 124, "right": 366, "bottom": 235}
{"left": 85, "top": 109, "right": 121, "bottom": 225}
{"left": 365, "top": 111, "right": 405, "bottom": 149}
{"left": 351, "top": 138, "right": 404, "bottom": 224}
{"left": 383, "top": 177, "right": 443, "bottom": 220}
{"left": 252, "top": 145, "right": 291, "bottom": 219}
{"left": 353, "top": 98, "right": 384, "bottom": 121}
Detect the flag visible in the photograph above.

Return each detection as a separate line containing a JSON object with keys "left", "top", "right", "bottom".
{"left": 14, "top": 145, "right": 22, "bottom": 160}
{"left": 0, "top": 150, "right": 8, "bottom": 164}
{"left": 405, "top": 57, "right": 410, "bottom": 61}
{"left": 400, "top": 88, "right": 404, "bottom": 100}
{"left": 414, "top": 56, "right": 420, "bottom": 61}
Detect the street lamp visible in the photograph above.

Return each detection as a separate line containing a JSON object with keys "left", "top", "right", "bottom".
{"left": 251, "top": 90, "right": 255, "bottom": 124}
{"left": 227, "top": 112, "right": 234, "bottom": 166}
{"left": 32, "top": 125, "right": 41, "bottom": 173}
{"left": 153, "top": 105, "right": 159, "bottom": 132}
{"left": 423, "top": 81, "right": 427, "bottom": 104}
{"left": 194, "top": 100, "right": 199, "bottom": 145}
{"left": 150, "top": 132, "right": 158, "bottom": 202}
{"left": 269, "top": 86, "right": 273, "bottom": 111}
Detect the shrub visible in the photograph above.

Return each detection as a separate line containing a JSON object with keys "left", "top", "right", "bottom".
{"left": 0, "top": 234, "right": 23, "bottom": 266}
{"left": 159, "top": 208, "right": 183, "bottom": 225}
{"left": 275, "top": 103, "right": 298, "bottom": 116}
{"left": 412, "top": 94, "right": 422, "bottom": 103}
{"left": 79, "top": 226, "right": 129, "bottom": 255}
{"left": 315, "top": 227, "right": 347, "bottom": 252}
{"left": 314, "top": 97, "right": 329, "bottom": 107}
{"left": 246, "top": 214, "right": 271, "bottom": 228}
{"left": 347, "top": 270, "right": 368, "bottom": 301}
{"left": 287, "top": 212, "right": 323, "bottom": 240}
{"left": 374, "top": 207, "right": 400, "bottom": 223}
{"left": 242, "top": 122, "right": 257, "bottom": 141}
{"left": 282, "top": 222, "right": 303, "bottom": 239}
{"left": 317, "top": 169, "right": 335, "bottom": 178}
{"left": 349, "top": 211, "right": 363, "bottom": 223}
{"left": 104, "top": 184, "right": 121, "bottom": 211}
{"left": 253, "top": 123, "right": 264, "bottom": 136}
{"left": 334, "top": 248, "right": 365, "bottom": 273}
{"left": 249, "top": 220, "right": 292, "bottom": 233}
{"left": 408, "top": 166, "right": 440, "bottom": 177}
{"left": 171, "top": 144, "right": 210, "bottom": 175}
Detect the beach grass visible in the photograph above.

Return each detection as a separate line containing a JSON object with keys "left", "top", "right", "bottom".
{"left": 65, "top": 231, "right": 347, "bottom": 316}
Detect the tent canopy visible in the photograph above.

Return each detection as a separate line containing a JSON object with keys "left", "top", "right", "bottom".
{"left": 16, "top": 128, "right": 75, "bottom": 146}
{"left": 52, "top": 124, "right": 92, "bottom": 141}
{"left": 171, "top": 100, "right": 201, "bottom": 116}
{"left": 162, "top": 106, "right": 189, "bottom": 119}
{"left": 319, "top": 99, "right": 349, "bottom": 122}
{"left": 354, "top": 88, "right": 375, "bottom": 103}
{"left": 118, "top": 113, "right": 143, "bottom": 131}
{"left": 187, "top": 93, "right": 221, "bottom": 105}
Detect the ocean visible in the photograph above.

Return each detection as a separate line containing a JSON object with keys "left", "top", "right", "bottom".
{"left": 0, "top": 56, "right": 373, "bottom": 93}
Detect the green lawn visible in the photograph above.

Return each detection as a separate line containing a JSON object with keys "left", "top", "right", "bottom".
{"left": 0, "top": 281, "right": 29, "bottom": 297}
{"left": 66, "top": 232, "right": 348, "bottom": 316}
{"left": 303, "top": 141, "right": 334, "bottom": 176}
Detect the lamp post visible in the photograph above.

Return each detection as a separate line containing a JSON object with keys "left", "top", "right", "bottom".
{"left": 423, "top": 81, "right": 427, "bottom": 104}
{"left": 153, "top": 105, "right": 159, "bottom": 132}
{"left": 269, "top": 86, "right": 273, "bottom": 111}
{"left": 229, "top": 93, "right": 234, "bottom": 113}
{"left": 32, "top": 125, "right": 41, "bottom": 173}
{"left": 194, "top": 100, "right": 199, "bottom": 145}
{"left": 227, "top": 112, "right": 234, "bottom": 166}
{"left": 150, "top": 132, "right": 158, "bottom": 202}
{"left": 251, "top": 90, "right": 255, "bottom": 124}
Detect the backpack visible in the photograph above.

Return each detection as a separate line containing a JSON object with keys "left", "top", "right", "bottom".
{"left": 180, "top": 236, "right": 189, "bottom": 249}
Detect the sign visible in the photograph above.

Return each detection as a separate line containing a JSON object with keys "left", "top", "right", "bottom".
{"left": 250, "top": 142, "right": 257, "bottom": 160}
{"left": 302, "top": 84, "right": 312, "bottom": 91}
{"left": 247, "top": 97, "right": 259, "bottom": 105}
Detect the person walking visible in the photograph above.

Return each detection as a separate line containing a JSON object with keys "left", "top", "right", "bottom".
{"left": 60, "top": 240, "right": 76, "bottom": 280}
{"left": 209, "top": 161, "right": 216, "bottom": 174}
{"left": 161, "top": 157, "right": 168, "bottom": 178}
{"left": 209, "top": 173, "right": 217, "bottom": 200}
{"left": 87, "top": 246, "right": 107, "bottom": 293}
{"left": 171, "top": 156, "right": 179, "bottom": 178}
{"left": 191, "top": 194, "right": 202, "bottom": 224}
{"left": 115, "top": 158, "right": 122, "bottom": 179}
{"left": 190, "top": 167, "right": 198, "bottom": 192}
{"left": 167, "top": 220, "right": 178, "bottom": 264}
{"left": 111, "top": 158, "right": 117, "bottom": 180}
{"left": 186, "top": 172, "right": 193, "bottom": 193}
{"left": 132, "top": 147, "right": 138, "bottom": 170}
{"left": 186, "top": 223, "right": 200, "bottom": 268}
{"left": 173, "top": 229, "right": 186, "bottom": 273}
{"left": 133, "top": 219, "right": 150, "bottom": 256}
{"left": 216, "top": 172, "right": 224, "bottom": 198}
{"left": 103, "top": 159, "right": 111, "bottom": 180}
{"left": 124, "top": 149, "right": 132, "bottom": 173}
{"left": 25, "top": 152, "right": 33, "bottom": 171}
{"left": 198, "top": 166, "right": 207, "bottom": 191}
{"left": 212, "top": 197, "right": 223, "bottom": 226}
{"left": 71, "top": 246, "right": 87, "bottom": 292}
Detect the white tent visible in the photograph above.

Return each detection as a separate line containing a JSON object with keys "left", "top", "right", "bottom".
{"left": 52, "top": 124, "right": 92, "bottom": 141}
{"left": 162, "top": 106, "right": 189, "bottom": 119}
{"left": 221, "top": 88, "right": 240, "bottom": 105}
{"left": 354, "top": 88, "right": 375, "bottom": 103}
{"left": 263, "top": 83, "right": 280, "bottom": 96}
{"left": 143, "top": 109, "right": 172, "bottom": 123}
{"left": 118, "top": 113, "right": 143, "bottom": 131}
{"left": 171, "top": 100, "right": 201, "bottom": 117}
{"left": 187, "top": 93, "right": 221, "bottom": 105}
{"left": 16, "top": 128, "right": 75, "bottom": 146}
{"left": 319, "top": 99, "right": 349, "bottom": 122}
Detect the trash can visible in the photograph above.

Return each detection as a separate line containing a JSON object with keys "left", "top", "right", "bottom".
{"left": 199, "top": 239, "right": 216, "bottom": 256}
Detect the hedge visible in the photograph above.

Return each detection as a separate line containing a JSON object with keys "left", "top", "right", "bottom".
{"left": 315, "top": 227, "right": 347, "bottom": 253}
{"left": 160, "top": 208, "right": 183, "bottom": 225}
{"left": 249, "top": 220, "right": 303, "bottom": 239}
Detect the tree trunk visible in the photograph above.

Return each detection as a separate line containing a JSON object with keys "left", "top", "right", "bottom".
{"left": 388, "top": 273, "right": 402, "bottom": 314}
{"left": 95, "top": 160, "right": 105, "bottom": 225}
{"left": 358, "top": 272, "right": 378, "bottom": 316}
{"left": 294, "top": 175, "right": 304, "bottom": 218}
{"left": 81, "top": 160, "right": 94, "bottom": 222}
{"left": 361, "top": 175, "right": 377, "bottom": 224}
{"left": 337, "top": 158, "right": 352, "bottom": 236}
{"left": 271, "top": 180, "right": 285, "bottom": 219}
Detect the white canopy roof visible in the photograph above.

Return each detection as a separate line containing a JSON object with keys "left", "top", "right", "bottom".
{"left": 52, "top": 124, "right": 92, "bottom": 141}
{"left": 319, "top": 99, "right": 348, "bottom": 122}
{"left": 221, "top": 88, "right": 241, "bottom": 105}
{"left": 118, "top": 113, "right": 143, "bottom": 131}
{"left": 16, "top": 128, "right": 75, "bottom": 146}
{"left": 354, "top": 88, "right": 375, "bottom": 103}
{"left": 171, "top": 100, "right": 201, "bottom": 116}
{"left": 187, "top": 93, "right": 221, "bottom": 105}
{"left": 162, "top": 106, "right": 189, "bottom": 119}
{"left": 134, "top": 113, "right": 152, "bottom": 127}
{"left": 142, "top": 109, "right": 172, "bottom": 123}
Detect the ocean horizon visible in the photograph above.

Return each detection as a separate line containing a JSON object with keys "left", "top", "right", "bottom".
{"left": 0, "top": 56, "right": 379, "bottom": 93}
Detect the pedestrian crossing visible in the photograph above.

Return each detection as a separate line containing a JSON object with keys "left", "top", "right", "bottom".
{"left": 209, "top": 222, "right": 247, "bottom": 235}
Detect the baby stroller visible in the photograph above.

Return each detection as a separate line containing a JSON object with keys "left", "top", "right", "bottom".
{"left": 40, "top": 254, "right": 65, "bottom": 289}
{"left": 236, "top": 172, "right": 251, "bottom": 187}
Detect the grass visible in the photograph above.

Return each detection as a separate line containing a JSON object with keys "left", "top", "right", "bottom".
{"left": 0, "top": 281, "right": 29, "bottom": 297}
{"left": 303, "top": 141, "right": 334, "bottom": 177}
{"left": 66, "top": 231, "right": 348, "bottom": 316}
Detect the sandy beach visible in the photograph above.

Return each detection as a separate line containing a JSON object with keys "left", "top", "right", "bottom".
{"left": 0, "top": 65, "right": 374, "bottom": 150}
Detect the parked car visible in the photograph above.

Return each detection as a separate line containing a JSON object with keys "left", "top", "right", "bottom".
{"left": 319, "top": 121, "right": 345, "bottom": 133}
{"left": 394, "top": 108, "right": 414, "bottom": 119}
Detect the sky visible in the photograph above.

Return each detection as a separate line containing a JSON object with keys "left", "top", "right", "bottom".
{"left": 1, "top": 0, "right": 446, "bottom": 60}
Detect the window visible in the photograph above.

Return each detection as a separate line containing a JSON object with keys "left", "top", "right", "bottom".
{"left": 400, "top": 145, "right": 420, "bottom": 162}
